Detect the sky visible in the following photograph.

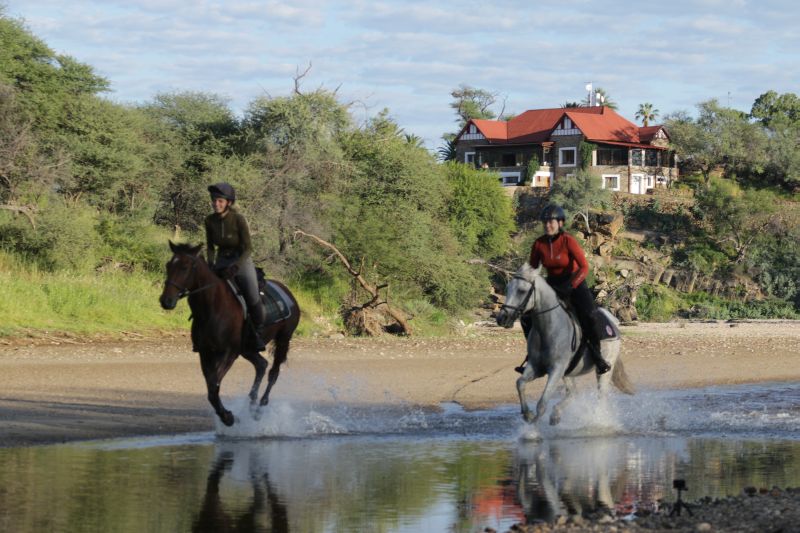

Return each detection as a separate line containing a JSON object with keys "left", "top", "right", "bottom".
{"left": 4, "top": 0, "right": 799, "bottom": 149}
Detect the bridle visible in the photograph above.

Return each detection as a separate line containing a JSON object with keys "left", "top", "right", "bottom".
{"left": 165, "top": 253, "right": 221, "bottom": 300}
{"left": 500, "top": 273, "right": 560, "bottom": 322}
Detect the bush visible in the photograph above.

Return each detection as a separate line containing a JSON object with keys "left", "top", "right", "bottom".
{"left": 635, "top": 284, "right": 685, "bottom": 322}
{"left": 0, "top": 200, "right": 101, "bottom": 270}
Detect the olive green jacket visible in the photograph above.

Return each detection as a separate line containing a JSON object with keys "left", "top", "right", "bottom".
{"left": 204, "top": 208, "right": 252, "bottom": 267}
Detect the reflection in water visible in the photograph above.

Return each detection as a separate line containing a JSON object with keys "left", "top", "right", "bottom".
{"left": 192, "top": 449, "right": 288, "bottom": 533}
{"left": 0, "top": 434, "right": 799, "bottom": 531}
{"left": 514, "top": 439, "right": 617, "bottom": 523}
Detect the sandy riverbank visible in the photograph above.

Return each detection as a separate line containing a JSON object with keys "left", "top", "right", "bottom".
{"left": 1, "top": 320, "right": 799, "bottom": 447}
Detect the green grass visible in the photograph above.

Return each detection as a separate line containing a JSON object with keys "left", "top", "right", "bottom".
{"left": 0, "top": 251, "right": 483, "bottom": 340}
{"left": 635, "top": 282, "right": 799, "bottom": 322}
{"left": 0, "top": 255, "right": 190, "bottom": 337}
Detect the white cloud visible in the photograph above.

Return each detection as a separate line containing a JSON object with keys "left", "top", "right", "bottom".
{"left": 4, "top": 0, "right": 799, "bottom": 147}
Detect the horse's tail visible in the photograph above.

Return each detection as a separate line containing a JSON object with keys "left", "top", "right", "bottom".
{"left": 611, "top": 357, "right": 636, "bottom": 395}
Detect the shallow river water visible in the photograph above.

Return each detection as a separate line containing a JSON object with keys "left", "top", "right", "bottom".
{"left": 1, "top": 382, "right": 799, "bottom": 532}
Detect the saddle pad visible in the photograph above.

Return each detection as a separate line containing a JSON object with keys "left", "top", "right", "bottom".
{"left": 596, "top": 308, "right": 620, "bottom": 340}
{"left": 262, "top": 281, "right": 293, "bottom": 324}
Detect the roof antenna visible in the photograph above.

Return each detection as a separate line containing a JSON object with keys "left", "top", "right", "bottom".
{"left": 585, "top": 82, "right": 593, "bottom": 106}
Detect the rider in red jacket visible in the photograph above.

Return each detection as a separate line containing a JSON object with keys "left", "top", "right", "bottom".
{"left": 517, "top": 204, "right": 611, "bottom": 375}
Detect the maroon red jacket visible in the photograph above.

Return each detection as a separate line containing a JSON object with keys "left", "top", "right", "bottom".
{"left": 529, "top": 232, "right": 589, "bottom": 289}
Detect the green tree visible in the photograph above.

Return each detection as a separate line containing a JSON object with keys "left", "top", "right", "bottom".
{"left": 750, "top": 90, "right": 800, "bottom": 128}
{"left": 0, "top": 14, "right": 108, "bottom": 132}
{"left": 449, "top": 84, "right": 497, "bottom": 127}
{"left": 694, "top": 179, "right": 779, "bottom": 264}
{"left": 143, "top": 91, "right": 241, "bottom": 233}
{"left": 548, "top": 170, "right": 611, "bottom": 233}
{"left": 666, "top": 100, "right": 767, "bottom": 184}
{"left": 337, "top": 115, "right": 485, "bottom": 310}
{"left": 243, "top": 89, "right": 350, "bottom": 258}
{"left": 444, "top": 161, "right": 514, "bottom": 258}
{"left": 750, "top": 91, "right": 800, "bottom": 190}
{"left": 635, "top": 103, "right": 659, "bottom": 126}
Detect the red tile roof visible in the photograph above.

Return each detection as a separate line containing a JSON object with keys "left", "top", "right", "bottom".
{"left": 565, "top": 107, "right": 640, "bottom": 143}
{"left": 470, "top": 119, "right": 507, "bottom": 141}
{"left": 460, "top": 106, "right": 666, "bottom": 147}
{"left": 638, "top": 125, "right": 668, "bottom": 142}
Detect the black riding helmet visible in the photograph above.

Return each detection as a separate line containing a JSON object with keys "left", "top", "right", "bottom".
{"left": 208, "top": 182, "right": 236, "bottom": 203}
{"left": 540, "top": 204, "right": 566, "bottom": 222}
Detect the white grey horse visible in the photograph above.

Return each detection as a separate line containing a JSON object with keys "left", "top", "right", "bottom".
{"left": 496, "top": 263, "right": 635, "bottom": 424}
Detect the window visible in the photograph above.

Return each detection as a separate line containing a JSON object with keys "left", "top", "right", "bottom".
{"left": 465, "top": 152, "right": 475, "bottom": 165}
{"left": 645, "top": 175, "right": 654, "bottom": 188}
{"left": 501, "top": 153, "right": 517, "bottom": 166}
{"left": 468, "top": 124, "right": 477, "bottom": 134}
{"left": 564, "top": 117, "right": 572, "bottom": 129}
{"left": 596, "top": 148, "right": 629, "bottom": 166}
{"left": 631, "top": 149, "right": 643, "bottom": 166}
{"left": 645, "top": 149, "right": 659, "bottom": 166}
{"left": 559, "top": 147, "right": 577, "bottom": 167}
{"left": 602, "top": 174, "right": 620, "bottom": 191}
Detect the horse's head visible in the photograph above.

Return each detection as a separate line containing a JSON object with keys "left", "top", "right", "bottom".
{"left": 496, "top": 263, "right": 539, "bottom": 328}
{"left": 160, "top": 241, "right": 204, "bottom": 310}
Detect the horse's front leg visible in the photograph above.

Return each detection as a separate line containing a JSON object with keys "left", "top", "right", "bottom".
{"left": 200, "top": 350, "right": 237, "bottom": 426}
{"left": 516, "top": 368, "right": 535, "bottom": 423}
{"left": 549, "top": 376, "right": 576, "bottom": 426}
{"left": 534, "top": 363, "right": 567, "bottom": 423}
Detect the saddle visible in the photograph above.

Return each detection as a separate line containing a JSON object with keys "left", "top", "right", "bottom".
{"left": 225, "top": 267, "right": 293, "bottom": 325}
{"left": 552, "top": 295, "right": 619, "bottom": 376}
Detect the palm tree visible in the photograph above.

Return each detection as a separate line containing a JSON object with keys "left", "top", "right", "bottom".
{"left": 582, "top": 88, "right": 617, "bottom": 110}
{"left": 437, "top": 137, "right": 457, "bottom": 162}
{"left": 562, "top": 101, "right": 582, "bottom": 108}
{"left": 636, "top": 103, "right": 660, "bottom": 127}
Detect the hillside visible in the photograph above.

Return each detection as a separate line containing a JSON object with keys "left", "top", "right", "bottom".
{"left": 508, "top": 186, "right": 799, "bottom": 322}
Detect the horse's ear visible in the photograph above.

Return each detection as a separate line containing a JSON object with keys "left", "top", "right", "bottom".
{"left": 189, "top": 243, "right": 203, "bottom": 256}
{"left": 169, "top": 240, "right": 177, "bottom": 253}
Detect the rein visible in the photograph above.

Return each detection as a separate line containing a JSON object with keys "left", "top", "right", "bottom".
{"left": 166, "top": 254, "right": 222, "bottom": 300}
{"left": 500, "top": 274, "right": 560, "bottom": 321}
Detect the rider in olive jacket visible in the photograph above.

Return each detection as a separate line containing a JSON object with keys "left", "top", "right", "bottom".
{"left": 205, "top": 182, "right": 267, "bottom": 351}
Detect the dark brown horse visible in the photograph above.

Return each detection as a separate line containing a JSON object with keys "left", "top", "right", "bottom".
{"left": 159, "top": 241, "right": 300, "bottom": 426}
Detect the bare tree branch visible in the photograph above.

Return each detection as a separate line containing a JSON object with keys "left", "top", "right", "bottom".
{"left": 293, "top": 229, "right": 412, "bottom": 335}
{"left": 0, "top": 204, "right": 36, "bottom": 228}
{"left": 293, "top": 62, "right": 313, "bottom": 95}
{"left": 467, "top": 258, "right": 513, "bottom": 277}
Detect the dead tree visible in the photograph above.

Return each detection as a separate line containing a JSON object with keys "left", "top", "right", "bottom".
{"left": 293, "top": 230, "right": 412, "bottom": 336}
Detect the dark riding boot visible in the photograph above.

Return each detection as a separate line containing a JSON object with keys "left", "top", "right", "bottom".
{"left": 249, "top": 303, "right": 268, "bottom": 352}
{"left": 589, "top": 339, "right": 611, "bottom": 375}
{"left": 587, "top": 309, "right": 612, "bottom": 374}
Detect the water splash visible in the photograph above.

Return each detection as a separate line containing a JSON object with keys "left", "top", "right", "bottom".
{"left": 213, "top": 378, "right": 800, "bottom": 441}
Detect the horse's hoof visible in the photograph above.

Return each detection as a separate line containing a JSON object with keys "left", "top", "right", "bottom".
{"left": 522, "top": 412, "right": 535, "bottom": 424}
{"left": 221, "top": 411, "right": 235, "bottom": 427}
{"left": 549, "top": 414, "right": 560, "bottom": 426}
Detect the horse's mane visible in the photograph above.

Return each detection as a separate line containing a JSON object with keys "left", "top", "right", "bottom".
{"left": 519, "top": 262, "right": 541, "bottom": 280}
{"left": 171, "top": 242, "right": 202, "bottom": 254}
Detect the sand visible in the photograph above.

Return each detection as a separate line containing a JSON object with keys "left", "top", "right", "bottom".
{"left": 1, "top": 320, "right": 799, "bottom": 447}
